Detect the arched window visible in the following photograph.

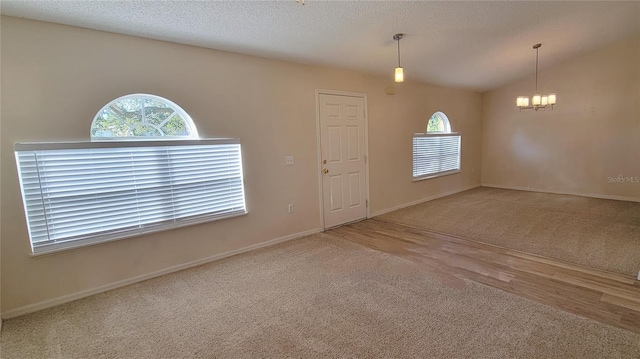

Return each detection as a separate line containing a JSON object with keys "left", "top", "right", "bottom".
{"left": 91, "top": 94, "right": 199, "bottom": 140}
{"left": 426, "top": 111, "right": 452, "bottom": 133}
{"left": 15, "top": 94, "right": 247, "bottom": 254}
{"left": 413, "top": 111, "right": 461, "bottom": 180}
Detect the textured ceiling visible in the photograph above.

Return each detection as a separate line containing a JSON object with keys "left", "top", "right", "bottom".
{"left": 1, "top": 1, "right": 639, "bottom": 91}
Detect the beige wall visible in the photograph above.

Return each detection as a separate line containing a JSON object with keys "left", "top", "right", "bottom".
{"left": 482, "top": 34, "right": 640, "bottom": 201}
{"left": 0, "top": 17, "right": 482, "bottom": 314}
{"left": 0, "top": 15, "right": 3, "bottom": 329}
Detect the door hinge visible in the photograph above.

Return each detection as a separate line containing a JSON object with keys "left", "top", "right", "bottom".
{"left": 366, "top": 199, "right": 369, "bottom": 208}
{"left": 364, "top": 155, "right": 367, "bottom": 164}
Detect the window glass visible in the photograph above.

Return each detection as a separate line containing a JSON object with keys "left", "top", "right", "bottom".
{"left": 426, "top": 112, "right": 451, "bottom": 133}
{"left": 91, "top": 94, "right": 198, "bottom": 140}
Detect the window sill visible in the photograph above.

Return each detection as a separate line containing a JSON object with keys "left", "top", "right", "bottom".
{"left": 412, "top": 169, "right": 461, "bottom": 182}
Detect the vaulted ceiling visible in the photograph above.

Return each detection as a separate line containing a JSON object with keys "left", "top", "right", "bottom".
{"left": 1, "top": 1, "right": 638, "bottom": 91}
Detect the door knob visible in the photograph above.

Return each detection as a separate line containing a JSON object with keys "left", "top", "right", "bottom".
{"left": 323, "top": 168, "right": 329, "bottom": 174}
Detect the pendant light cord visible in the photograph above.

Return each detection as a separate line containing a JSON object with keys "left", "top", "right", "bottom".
{"left": 397, "top": 38, "right": 401, "bottom": 67}
{"left": 535, "top": 46, "right": 539, "bottom": 93}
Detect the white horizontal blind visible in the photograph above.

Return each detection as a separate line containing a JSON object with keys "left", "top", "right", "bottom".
{"left": 413, "top": 133, "right": 461, "bottom": 180}
{"left": 15, "top": 140, "right": 246, "bottom": 254}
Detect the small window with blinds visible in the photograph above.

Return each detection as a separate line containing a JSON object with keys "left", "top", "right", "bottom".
{"left": 413, "top": 112, "right": 461, "bottom": 181}
{"left": 15, "top": 140, "right": 247, "bottom": 254}
{"left": 15, "top": 94, "right": 247, "bottom": 255}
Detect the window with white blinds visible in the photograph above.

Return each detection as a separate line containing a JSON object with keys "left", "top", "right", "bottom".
{"left": 15, "top": 139, "right": 247, "bottom": 254}
{"left": 413, "top": 133, "right": 461, "bottom": 180}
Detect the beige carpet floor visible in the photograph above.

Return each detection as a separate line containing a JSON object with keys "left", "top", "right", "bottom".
{"left": 379, "top": 187, "right": 640, "bottom": 276}
{"left": 1, "top": 233, "right": 639, "bottom": 358}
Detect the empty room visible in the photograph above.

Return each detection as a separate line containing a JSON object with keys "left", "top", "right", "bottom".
{"left": 1, "top": 1, "right": 639, "bottom": 358}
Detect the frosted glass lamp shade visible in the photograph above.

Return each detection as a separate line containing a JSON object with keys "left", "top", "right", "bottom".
{"left": 548, "top": 94, "right": 556, "bottom": 105}
{"left": 395, "top": 67, "right": 404, "bottom": 82}
{"left": 532, "top": 94, "right": 541, "bottom": 106}
{"left": 541, "top": 96, "right": 548, "bottom": 106}
{"left": 517, "top": 96, "right": 531, "bottom": 107}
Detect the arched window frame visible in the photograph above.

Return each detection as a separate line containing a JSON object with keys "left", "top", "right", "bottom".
{"left": 426, "top": 111, "right": 452, "bottom": 133}
{"left": 90, "top": 94, "right": 199, "bottom": 141}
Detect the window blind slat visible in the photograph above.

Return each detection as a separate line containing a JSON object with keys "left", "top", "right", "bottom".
{"left": 15, "top": 141, "right": 247, "bottom": 254}
{"left": 413, "top": 135, "right": 461, "bottom": 179}
{"left": 43, "top": 191, "right": 245, "bottom": 226}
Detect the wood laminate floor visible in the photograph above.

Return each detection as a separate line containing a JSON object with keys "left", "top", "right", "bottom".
{"left": 329, "top": 218, "right": 640, "bottom": 334}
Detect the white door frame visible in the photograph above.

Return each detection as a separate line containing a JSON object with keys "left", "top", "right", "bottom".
{"left": 315, "top": 89, "right": 370, "bottom": 231}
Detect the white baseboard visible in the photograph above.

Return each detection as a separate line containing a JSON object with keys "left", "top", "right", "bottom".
{"left": 1, "top": 228, "right": 321, "bottom": 320}
{"left": 481, "top": 183, "right": 640, "bottom": 203}
{"left": 370, "top": 184, "right": 481, "bottom": 217}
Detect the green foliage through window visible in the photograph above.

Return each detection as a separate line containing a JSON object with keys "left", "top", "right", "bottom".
{"left": 91, "top": 94, "right": 198, "bottom": 140}
{"left": 426, "top": 112, "right": 451, "bottom": 133}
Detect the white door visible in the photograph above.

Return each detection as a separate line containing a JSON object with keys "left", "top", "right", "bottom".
{"left": 318, "top": 93, "right": 367, "bottom": 228}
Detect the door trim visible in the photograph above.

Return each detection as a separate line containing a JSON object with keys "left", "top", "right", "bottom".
{"left": 315, "top": 89, "right": 370, "bottom": 231}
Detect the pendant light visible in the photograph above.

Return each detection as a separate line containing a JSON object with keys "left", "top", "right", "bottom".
{"left": 393, "top": 33, "right": 404, "bottom": 83}
{"left": 516, "top": 43, "right": 556, "bottom": 111}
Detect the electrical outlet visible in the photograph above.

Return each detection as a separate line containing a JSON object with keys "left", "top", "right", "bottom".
{"left": 285, "top": 156, "right": 294, "bottom": 165}
{"left": 288, "top": 204, "right": 294, "bottom": 213}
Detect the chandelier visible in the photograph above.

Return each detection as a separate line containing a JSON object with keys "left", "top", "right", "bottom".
{"left": 516, "top": 43, "right": 556, "bottom": 111}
